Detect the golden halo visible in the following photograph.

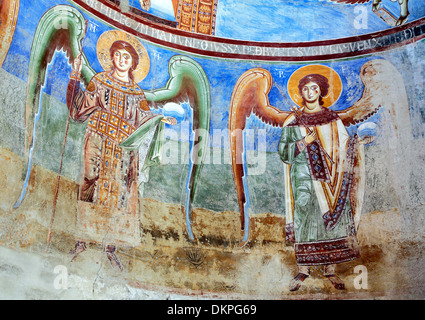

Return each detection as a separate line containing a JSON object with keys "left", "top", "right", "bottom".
{"left": 287, "top": 64, "right": 342, "bottom": 108}
{"left": 96, "top": 30, "right": 150, "bottom": 83}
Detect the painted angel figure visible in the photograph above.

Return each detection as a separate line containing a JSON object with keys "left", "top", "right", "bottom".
{"left": 277, "top": 68, "right": 369, "bottom": 291}
{"left": 15, "top": 6, "right": 211, "bottom": 271}
{"left": 330, "top": 0, "right": 409, "bottom": 26}
{"left": 67, "top": 31, "right": 177, "bottom": 269}
{"left": 228, "top": 59, "right": 410, "bottom": 292}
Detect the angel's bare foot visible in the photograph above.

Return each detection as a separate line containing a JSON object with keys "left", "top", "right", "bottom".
{"left": 105, "top": 245, "right": 123, "bottom": 272}
{"left": 289, "top": 273, "right": 309, "bottom": 292}
{"left": 325, "top": 274, "right": 346, "bottom": 290}
{"left": 69, "top": 241, "right": 87, "bottom": 262}
{"left": 396, "top": 0, "right": 409, "bottom": 26}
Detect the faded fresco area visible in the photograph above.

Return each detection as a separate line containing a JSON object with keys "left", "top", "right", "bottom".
{"left": 0, "top": 0, "right": 425, "bottom": 300}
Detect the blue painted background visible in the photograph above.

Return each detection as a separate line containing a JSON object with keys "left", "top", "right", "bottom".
{"left": 1, "top": 0, "right": 415, "bottom": 154}
{"left": 216, "top": 0, "right": 425, "bottom": 42}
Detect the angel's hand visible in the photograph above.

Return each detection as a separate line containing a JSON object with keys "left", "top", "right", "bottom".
{"left": 161, "top": 117, "right": 177, "bottom": 125}
{"left": 304, "top": 131, "right": 316, "bottom": 145}
{"left": 359, "top": 135, "right": 374, "bottom": 145}
{"left": 73, "top": 53, "right": 83, "bottom": 73}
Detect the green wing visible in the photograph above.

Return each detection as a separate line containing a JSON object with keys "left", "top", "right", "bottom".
{"left": 15, "top": 5, "right": 93, "bottom": 208}
{"left": 144, "top": 55, "right": 212, "bottom": 242}
{"left": 24, "top": 5, "right": 94, "bottom": 153}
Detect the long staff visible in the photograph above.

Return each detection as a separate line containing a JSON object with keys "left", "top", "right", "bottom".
{"left": 46, "top": 20, "right": 88, "bottom": 251}
{"left": 274, "top": 83, "right": 334, "bottom": 165}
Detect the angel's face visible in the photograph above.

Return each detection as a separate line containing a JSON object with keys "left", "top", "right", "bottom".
{"left": 112, "top": 49, "right": 133, "bottom": 73}
{"left": 301, "top": 81, "right": 321, "bottom": 104}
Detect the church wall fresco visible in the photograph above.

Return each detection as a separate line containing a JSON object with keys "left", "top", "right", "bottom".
{"left": 0, "top": 0, "right": 425, "bottom": 300}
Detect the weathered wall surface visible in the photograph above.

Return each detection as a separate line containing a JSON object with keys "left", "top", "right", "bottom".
{"left": 0, "top": 0, "right": 425, "bottom": 300}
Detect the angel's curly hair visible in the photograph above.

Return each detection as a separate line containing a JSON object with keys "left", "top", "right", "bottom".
{"left": 298, "top": 73, "right": 329, "bottom": 106}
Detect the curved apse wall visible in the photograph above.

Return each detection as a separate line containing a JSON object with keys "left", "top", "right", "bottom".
{"left": 0, "top": 0, "right": 424, "bottom": 300}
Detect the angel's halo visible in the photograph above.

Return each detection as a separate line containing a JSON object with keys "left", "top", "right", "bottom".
{"left": 287, "top": 64, "right": 343, "bottom": 108}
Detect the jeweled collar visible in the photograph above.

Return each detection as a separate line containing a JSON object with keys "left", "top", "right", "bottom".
{"left": 94, "top": 71, "right": 142, "bottom": 93}
{"left": 287, "top": 107, "right": 339, "bottom": 127}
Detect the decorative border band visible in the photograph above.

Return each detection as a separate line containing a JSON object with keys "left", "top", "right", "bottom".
{"left": 71, "top": 0, "right": 425, "bottom": 61}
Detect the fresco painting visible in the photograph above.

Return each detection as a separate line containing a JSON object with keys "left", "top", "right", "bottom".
{"left": 228, "top": 59, "right": 410, "bottom": 291}
{"left": 0, "top": 0, "right": 424, "bottom": 300}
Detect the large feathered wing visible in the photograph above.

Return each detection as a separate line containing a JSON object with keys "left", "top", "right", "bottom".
{"left": 14, "top": 5, "right": 94, "bottom": 208}
{"left": 13, "top": 6, "right": 211, "bottom": 243}
{"left": 229, "top": 68, "right": 291, "bottom": 240}
{"left": 328, "top": 0, "right": 370, "bottom": 4}
{"left": 126, "top": 55, "right": 212, "bottom": 242}
{"left": 337, "top": 59, "right": 412, "bottom": 229}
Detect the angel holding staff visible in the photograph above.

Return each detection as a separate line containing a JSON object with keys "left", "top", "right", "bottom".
{"left": 67, "top": 30, "right": 176, "bottom": 270}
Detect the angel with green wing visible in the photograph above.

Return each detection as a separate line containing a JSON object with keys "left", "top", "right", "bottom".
{"left": 229, "top": 59, "right": 409, "bottom": 292}
{"left": 15, "top": 6, "right": 211, "bottom": 271}
{"left": 67, "top": 30, "right": 181, "bottom": 270}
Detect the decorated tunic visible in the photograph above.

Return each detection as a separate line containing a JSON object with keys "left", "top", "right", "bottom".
{"left": 278, "top": 108, "right": 361, "bottom": 266}
{"left": 67, "top": 71, "right": 158, "bottom": 246}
